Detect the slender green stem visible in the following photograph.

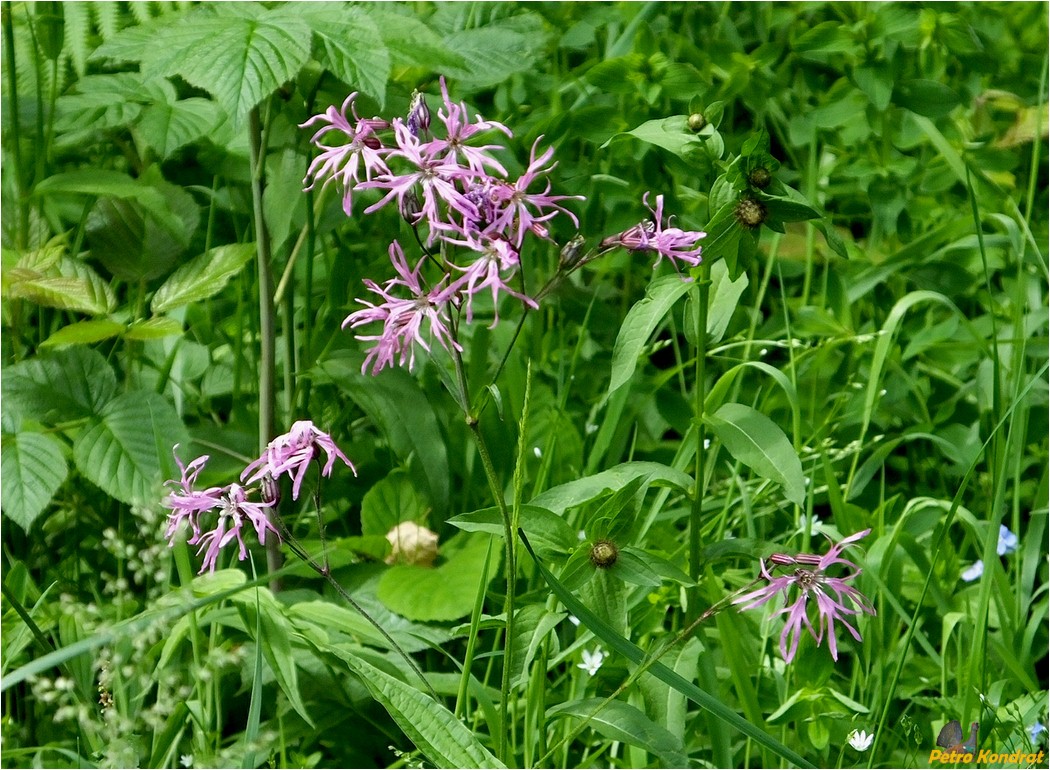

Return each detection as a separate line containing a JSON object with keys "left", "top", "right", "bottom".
{"left": 248, "top": 106, "right": 281, "bottom": 588}
{"left": 688, "top": 263, "right": 712, "bottom": 618}
{"left": 451, "top": 342, "right": 517, "bottom": 764}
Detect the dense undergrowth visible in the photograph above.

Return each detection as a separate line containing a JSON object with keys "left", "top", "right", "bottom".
{"left": 1, "top": 2, "right": 1047, "bottom": 768}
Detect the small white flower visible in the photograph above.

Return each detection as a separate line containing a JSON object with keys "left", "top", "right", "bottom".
{"left": 703, "top": 438, "right": 711, "bottom": 450}
{"left": 577, "top": 530, "right": 587, "bottom": 541}
{"left": 567, "top": 615, "right": 580, "bottom": 627}
{"left": 997, "top": 524, "right": 1018, "bottom": 555}
{"left": 847, "top": 729, "right": 874, "bottom": 751}
{"left": 961, "top": 560, "right": 984, "bottom": 582}
{"left": 180, "top": 755, "right": 193, "bottom": 768}
{"left": 577, "top": 647, "right": 605, "bottom": 676}
{"left": 879, "top": 388, "right": 887, "bottom": 397}
{"left": 533, "top": 446, "right": 542, "bottom": 459}
{"left": 759, "top": 348, "right": 768, "bottom": 356}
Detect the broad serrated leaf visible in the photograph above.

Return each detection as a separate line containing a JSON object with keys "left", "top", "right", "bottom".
{"left": 608, "top": 274, "right": 692, "bottom": 396}
{"left": 302, "top": 7, "right": 390, "bottom": 105}
{"left": 344, "top": 654, "right": 506, "bottom": 769}
{"left": 1, "top": 432, "right": 68, "bottom": 531}
{"left": 125, "top": 317, "right": 183, "bottom": 341}
{"left": 137, "top": 98, "right": 221, "bottom": 160}
{"left": 34, "top": 170, "right": 184, "bottom": 237}
{"left": 370, "top": 9, "right": 469, "bottom": 72}
{"left": 441, "top": 15, "right": 546, "bottom": 87}
{"left": 151, "top": 243, "right": 255, "bottom": 313}
{"left": 705, "top": 403, "right": 805, "bottom": 507}
{"left": 73, "top": 391, "right": 187, "bottom": 505}
{"left": 40, "top": 319, "right": 125, "bottom": 348}
{"left": 2, "top": 347, "right": 118, "bottom": 423}
{"left": 548, "top": 698, "right": 688, "bottom": 768}
{"left": 143, "top": 4, "right": 312, "bottom": 122}
{"left": 8, "top": 274, "right": 112, "bottom": 315}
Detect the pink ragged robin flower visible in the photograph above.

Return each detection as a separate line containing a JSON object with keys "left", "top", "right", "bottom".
{"left": 357, "top": 120, "right": 479, "bottom": 240}
{"left": 300, "top": 92, "right": 391, "bottom": 216}
{"left": 162, "top": 450, "right": 278, "bottom": 574}
{"left": 487, "top": 136, "right": 583, "bottom": 247}
{"left": 242, "top": 420, "right": 356, "bottom": 500}
{"left": 600, "top": 192, "right": 705, "bottom": 272}
{"left": 192, "top": 483, "right": 279, "bottom": 574}
{"left": 423, "top": 76, "right": 512, "bottom": 176}
{"left": 442, "top": 230, "right": 537, "bottom": 326}
{"left": 733, "top": 529, "right": 876, "bottom": 663}
{"left": 343, "top": 240, "right": 462, "bottom": 374}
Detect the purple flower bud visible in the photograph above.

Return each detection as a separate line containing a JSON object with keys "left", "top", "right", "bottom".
{"left": 407, "top": 90, "right": 430, "bottom": 137}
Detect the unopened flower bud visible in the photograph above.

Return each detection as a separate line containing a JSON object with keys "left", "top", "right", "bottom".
{"left": 687, "top": 113, "right": 707, "bottom": 132}
{"left": 260, "top": 473, "right": 280, "bottom": 508}
{"left": 748, "top": 167, "right": 772, "bottom": 189}
{"left": 589, "top": 539, "right": 619, "bottom": 569}
{"left": 385, "top": 521, "right": 439, "bottom": 567}
{"left": 559, "top": 234, "right": 586, "bottom": 269}
{"left": 734, "top": 198, "right": 767, "bottom": 229}
{"left": 769, "top": 553, "right": 796, "bottom": 566}
{"left": 407, "top": 90, "right": 430, "bottom": 137}
{"left": 400, "top": 188, "right": 422, "bottom": 224}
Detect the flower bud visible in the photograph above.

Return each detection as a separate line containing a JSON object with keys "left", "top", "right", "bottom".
{"left": 734, "top": 198, "right": 767, "bottom": 229}
{"left": 589, "top": 539, "right": 619, "bottom": 569}
{"left": 385, "top": 521, "right": 439, "bottom": 567}
{"left": 687, "top": 113, "right": 707, "bottom": 132}
{"left": 399, "top": 188, "right": 423, "bottom": 225}
{"left": 559, "top": 234, "right": 587, "bottom": 270}
{"left": 747, "top": 167, "right": 772, "bottom": 189}
{"left": 407, "top": 90, "right": 430, "bottom": 137}
{"left": 260, "top": 473, "right": 281, "bottom": 508}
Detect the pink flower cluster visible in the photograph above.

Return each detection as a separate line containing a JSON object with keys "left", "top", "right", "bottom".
{"left": 301, "top": 78, "right": 582, "bottom": 375}
{"left": 163, "top": 422, "right": 355, "bottom": 573}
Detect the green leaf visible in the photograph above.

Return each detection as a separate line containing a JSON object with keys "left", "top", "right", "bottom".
{"left": 530, "top": 462, "right": 694, "bottom": 516}
{"left": 8, "top": 273, "right": 114, "bottom": 315}
{"left": 137, "top": 98, "right": 220, "bottom": 160}
{"left": 289, "top": 600, "right": 450, "bottom": 654}
{"left": 508, "top": 604, "right": 564, "bottom": 688}
{"left": 344, "top": 654, "right": 506, "bottom": 769}
{"left": 548, "top": 698, "right": 688, "bottom": 768}
{"left": 319, "top": 355, "right": 450, "bottom": 513}
{"left": 40, "top": 319, "right": 125, "bottom": 348}
{"left": 361, "top": 470, "right": 428, "bottom": 538}
{"left": 1, "top": 432, "right": 68, "bottom": 531}
{"left": 73, "top": 391, "right": 188, "bottom": 505}
{"left": 893, "top": 79, "right": 961, "bottom": 119}
{"left": 440, "top": 13, "right": 547, "bottom": 87}
{"left": 695, "top": 258, "right": 748, "bottom": 345}
{"left": 125, "top": 317, "right": 183, "bottom": 341}
{"left": 34, "top": 170, "right": 184, "bottom": 237}
{"left": 377, "top": 533, "right": 500, "bottom": 622}
{"left": 705, "top": 403, "right": 805, "bottom": 507}
{"left": 521, "top": 533, "right": 814, "bottom": 769}
{"left": 143, "top": 4, "right": 312, "bottom": 123}
{"left": 302, "top": 7, "right": 390, "bottom": 106}
{"left": 448, "top": 504, "right": 577, "bottom": 554}
{"left": 370, "top": 9, "right": 469, "bottom": 72}
{"left": 2, "top": 347, "right": 118, "bottom": 423}
{"left": 151, "top": 243, "right": 255, "bottom": 313}
{"left": 611, "top": 115, "right": 706, "bottom": 160}
{"left": 608, "top": 274, "right": 692, "bottom": 396}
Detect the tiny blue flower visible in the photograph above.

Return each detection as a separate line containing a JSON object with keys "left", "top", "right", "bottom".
{"left": 961, "top": 560, "right": 984, "bottom": 583}
{"left": 1030, "top": 721, "right": 1046, "bottom": 743}
{"left": 997, "top": 524, "right": 1018, "bottom": 556}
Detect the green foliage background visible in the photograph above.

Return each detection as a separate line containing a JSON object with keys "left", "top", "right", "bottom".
{"left": 1, "top": 2, "right": 1047, "bottom": 768}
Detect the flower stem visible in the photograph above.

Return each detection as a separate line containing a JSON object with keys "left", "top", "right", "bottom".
{"left": 451, "top": 343, "right": 517, "bottom": 764}
{"left": 248, "top": 106, "right": 281, "bottom": 590}
{"left": 689, "top": 262, "right": 712, "bottom": 619}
